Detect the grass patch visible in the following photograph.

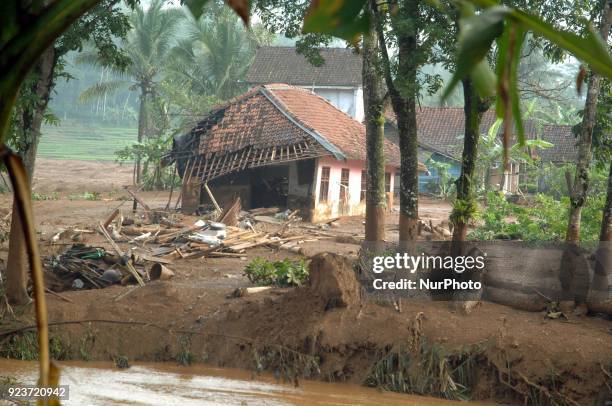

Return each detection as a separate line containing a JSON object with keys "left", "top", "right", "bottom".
{"left": 0, "top": 332, "right": 71, "bottom": 360}
{"left": 39, "top": 122, "right": 136, "bottom": 161}
{"left": 32, "top": 192, "right": 59, "bottom": 201}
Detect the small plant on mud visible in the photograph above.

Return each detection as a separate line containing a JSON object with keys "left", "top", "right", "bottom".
{"left": 244, "top": 258, "right": 309, "bottom": 287}
{"left": 0, "top": 332, "right": 39, "bottom": 360}
{"left": 49, "top": 336, "right": 70, "bottom": 360}
{"left": 176, "top": 335, "right": 195, "bottom": 366}
{"left": 79, "top": 328, "right": 96, "bottom": 360}
{"left": 114, "top": 355, "right": 130, "bottom": 369}
{"left": 68, "top": 191, "right": 101, "bottom": 201}
{"left": 32, "top": 192, "right": 59, "bottom": 201}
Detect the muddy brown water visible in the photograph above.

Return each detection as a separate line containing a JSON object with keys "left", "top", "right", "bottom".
{"left": 0, "top": 360, "right": 495, "bottom": 405}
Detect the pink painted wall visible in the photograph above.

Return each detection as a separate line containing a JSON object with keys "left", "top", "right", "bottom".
{"left": 312, "top": 156, "right": 396, "bottom": 221}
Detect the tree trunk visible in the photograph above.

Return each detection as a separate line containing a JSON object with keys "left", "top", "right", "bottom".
{"left": 600, "top": 162, "right": 612, "bottom": 244}
{"left": 590, "top": 161, "right": 612, "bottom": 308}
{"left": 133, "top": 87, "right": 147, "bottom": 211}
{"left": 451, "top": 78, "right": 488, "bottom": 254}
{"left": 377, "top": 0, "right": 419, "bottom": 253}
{"left": 566, "top": 4, "right": 611, "bottom": 243}
{"left": 5, "top": 46, "right": 55, "bottom": 305}
{"left": 362, "top": 4, "right": 386, "bottom": 250}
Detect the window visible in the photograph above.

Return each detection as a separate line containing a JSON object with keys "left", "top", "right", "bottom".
{"left": 340, "top": 168, "right": 350, "bottom": 202}
{"left": 319, "top": 166, "right": 330, "bottom": 203}
{"left": 385, "top": 172, "right": 391, "bottom": 193}
{"left": 360, "top": 170, "right": 367, "bottom": 202}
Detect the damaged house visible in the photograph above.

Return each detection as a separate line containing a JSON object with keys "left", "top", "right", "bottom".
{"left": 170, "top": 83, "right": 426, "bottom": 222}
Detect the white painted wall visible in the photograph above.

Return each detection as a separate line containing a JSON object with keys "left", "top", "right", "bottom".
{"left": 311, "top": 86, "right": 364, "bottom": 122}
{"left": 353, "top": 87, "right": 364, "bottom": 122}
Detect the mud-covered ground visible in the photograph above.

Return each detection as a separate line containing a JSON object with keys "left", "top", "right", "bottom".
{"left": 1, "top": 159, "right": 611, "bottom": 405}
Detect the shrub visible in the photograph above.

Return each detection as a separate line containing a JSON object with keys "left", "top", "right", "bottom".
{"left": 244, "top": 258, "right": 309, "bottom": 287}
{"left": 470, "top": 191, "right": 604, "bottom": 241}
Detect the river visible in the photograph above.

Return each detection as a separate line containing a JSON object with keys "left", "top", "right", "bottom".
{"left": 0, "top": 360, "right": 494, "bottom": 405}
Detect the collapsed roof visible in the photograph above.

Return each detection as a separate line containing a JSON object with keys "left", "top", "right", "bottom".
{"left": 172, "top": 84, "right": 421, "bottom": 185}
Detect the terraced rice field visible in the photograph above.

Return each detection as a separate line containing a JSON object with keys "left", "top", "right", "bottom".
{"left": 39, "top": 122, "right": 137, "bottom": 161}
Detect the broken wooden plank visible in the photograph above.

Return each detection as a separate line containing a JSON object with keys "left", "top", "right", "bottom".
{"left": 102, "top": 208, "right": 120, "bottom": 230}
{"left": 219, "top": 196, "right": 241, "bottom": 227}
{"left": 125, "top": 188, "right": 151, "bottom": 220}
{"left": 45, "top": 288, "right": 74, "bottom": 303}
{"left": 97, "top": 222, "right": 145, "bottom": 286}
{"left": 249, "top": 207, "right": 280, "bottom": 216}
{"left": 133, "top": 250, "right": 174, "bottom": 265}
{"left": 203, "top": 183, "right": 221, "bottom": 213}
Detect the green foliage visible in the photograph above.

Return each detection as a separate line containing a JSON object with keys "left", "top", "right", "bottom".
{"left": 68, "top": 192, "right": 101, "bottom": 201}
{"left": 443, "top": 0, "right": 612, "bottom": 152}
{"left": 116, "top": 135, "right": 178, "bottom": 191}
{"left": 470, "top": 191, "right": 604, "bottom": 241}
{"left": 166, "top": 5, "right": 269, "bottom": 102}
{"left": 114, "top": 355, "right": 130, "bottom": 369}
{"left": 6, "top": 0, "right": 133, "bottom": 157}
{"left": 302, "top": 0, "right": 369, "bottom": 44}
{"left": 244, "top": 258, "right": 309, "bottom": 287}
{"left": 426, "top": 160, "right": 456, "bottom": 199}
{"left": 451, "top": 198, "right": 478, "bottom": 225}
{"left": 539, "top": 162, "right": 608, "bottom": 199}
{"left": 32, "top": 192, "right": 59, "bottom": 201}
{"left": 0, "top": 331, "right": 39, "bottom": 360}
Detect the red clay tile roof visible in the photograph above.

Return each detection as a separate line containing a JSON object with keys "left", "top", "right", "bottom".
{"left": 539, "top": 124, "right": 578, "bottom": 163}
{"left": 386, "top": 107, "right": 541, "bottom": 161}
{"left": 245, "top": 47, "right": 362, "bottom": 87}
{"left": 191, "top": 84, "right": 418, "bottom": 169}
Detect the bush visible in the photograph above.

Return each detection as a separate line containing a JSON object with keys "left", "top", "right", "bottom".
{"left": 244, "top": 258, "right": 309, "bottom": 287}
{"left": 469, "top": 191, "right": 604, "bottom": 241}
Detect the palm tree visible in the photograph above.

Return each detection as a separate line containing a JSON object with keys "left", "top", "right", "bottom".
{"left": 166, "top": 5, "right": 269, "bottom": 101}
{"left": 79, "top": 0, "right": 182, "bottom": 185}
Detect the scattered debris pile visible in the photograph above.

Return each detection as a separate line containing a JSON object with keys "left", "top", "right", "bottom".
{"left": 43, "top": 190, "right": 328, "bottom": 292}
{"left": 44, "top": 244, "right": 132, "bottom": 291}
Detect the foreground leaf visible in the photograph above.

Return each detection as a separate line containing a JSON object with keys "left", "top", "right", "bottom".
{"left": 183, "top": 0, "right": 210, "bottom": 21}
{"left": 302, "top": 0, "right": 369, "bottom": 44}
{"left": 442, "top": 6, "right": 507, "bottom": 100}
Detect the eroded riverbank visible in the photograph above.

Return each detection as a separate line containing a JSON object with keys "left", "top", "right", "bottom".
{"left": 0, "top": 360, "right": 496, "bottom": 405}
